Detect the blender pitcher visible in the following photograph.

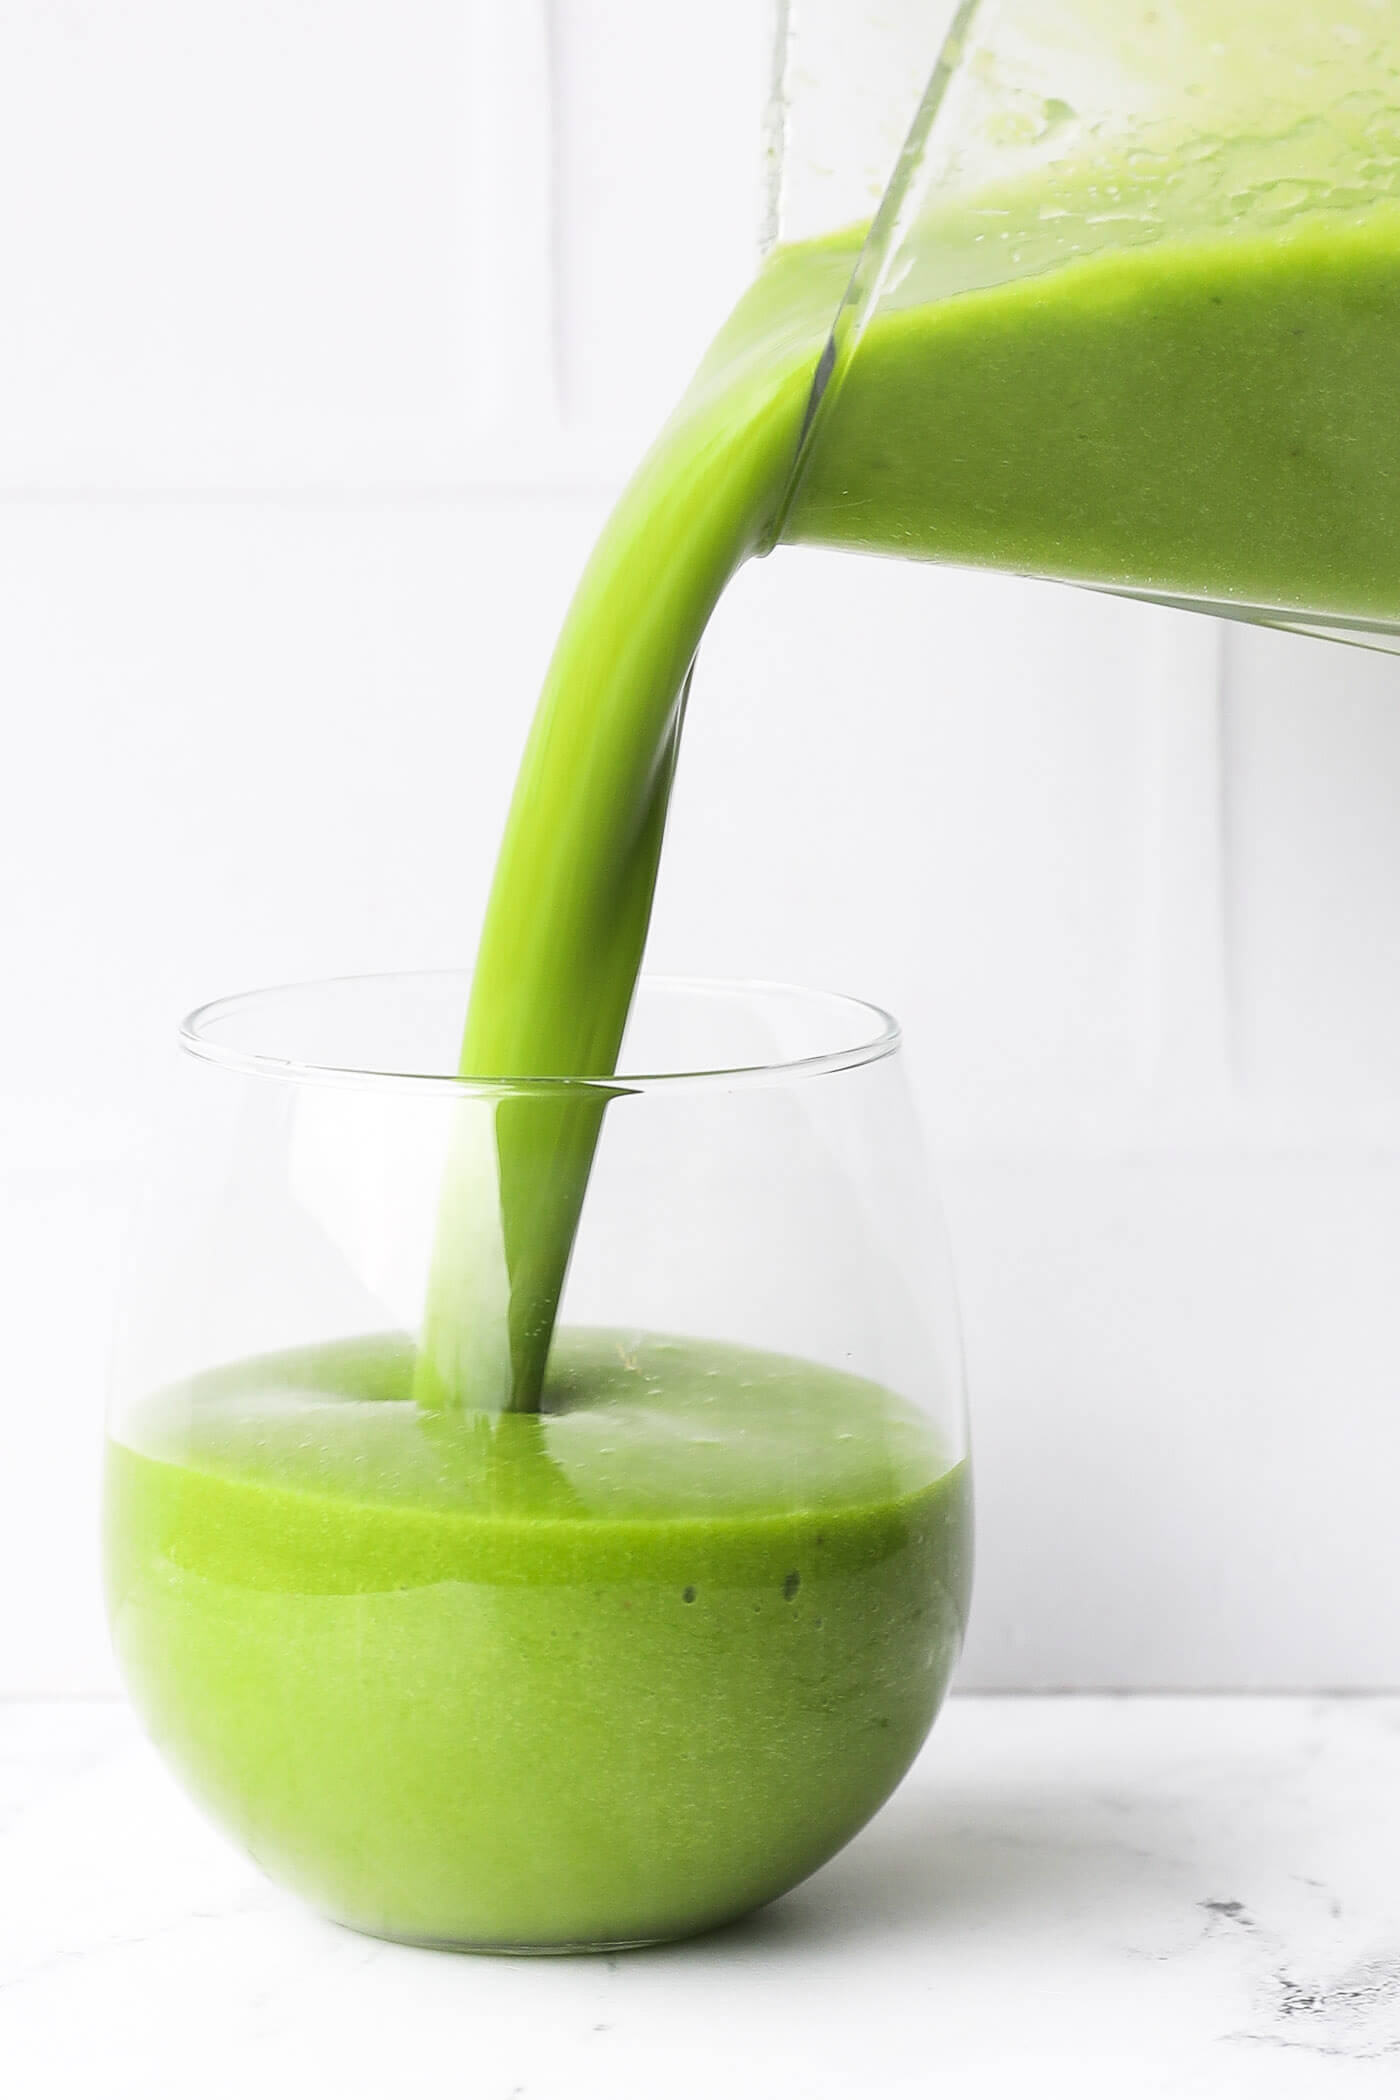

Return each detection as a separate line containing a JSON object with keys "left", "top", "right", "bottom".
{"left": 769, "top": 0, "right": 1400, "bottom": 648}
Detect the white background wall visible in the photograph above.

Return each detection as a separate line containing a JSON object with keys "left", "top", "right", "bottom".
{"left": 6, "top": 0, "right": 1400, "bottom": 1694}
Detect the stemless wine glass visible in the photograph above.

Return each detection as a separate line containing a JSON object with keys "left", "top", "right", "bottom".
{"left": 104, "top": 972, "right": 971, "bottom": 1951}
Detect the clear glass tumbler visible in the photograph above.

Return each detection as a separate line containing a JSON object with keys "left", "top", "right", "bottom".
{"left": 104, "top": 972, "right": 971, "bottom": 1951}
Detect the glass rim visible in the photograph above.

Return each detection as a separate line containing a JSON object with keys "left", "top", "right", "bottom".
{"left": 179, "top": 971, "right": 902, "bottom": 1098}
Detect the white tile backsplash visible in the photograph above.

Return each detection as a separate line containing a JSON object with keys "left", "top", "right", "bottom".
{"left": 1225, "top": 624, "right": 1400, "bottom": 1105}
{"left": 0, "top": 3, "right": 524, "bottom": 484}
{"left": 666, "top": 551, "right": 1157, "bottom": 1130}
{"left": 548, "top": 0, "right": 767, "bottom": 435}
{"left": 950, "top": 1146, "right": 1400, "bottom": 1690}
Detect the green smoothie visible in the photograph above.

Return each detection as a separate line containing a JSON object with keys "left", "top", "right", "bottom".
{"left": 790, "top": 209, "right": 1400, "bottom": 624}
{"left": 106, "top": 1330, "right": 970, "bottom": 1949}
{"left": 108, "top": 82, "right": 1400, "bottom": 1950}
{"left": 422, "top": 200, "right": 1400, "bottom": 1415}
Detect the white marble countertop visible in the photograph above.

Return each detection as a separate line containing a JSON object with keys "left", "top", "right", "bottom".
{"left": 3, "top": 1696, "right": 1400, "bottom": 2097}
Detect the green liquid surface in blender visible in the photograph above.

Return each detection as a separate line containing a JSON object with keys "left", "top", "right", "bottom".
{"left": 790, "top": 209, "right": 1400, "bottom": 625}
{"left": 106, "top": 1331, "right": 971, "bottom": 1949}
